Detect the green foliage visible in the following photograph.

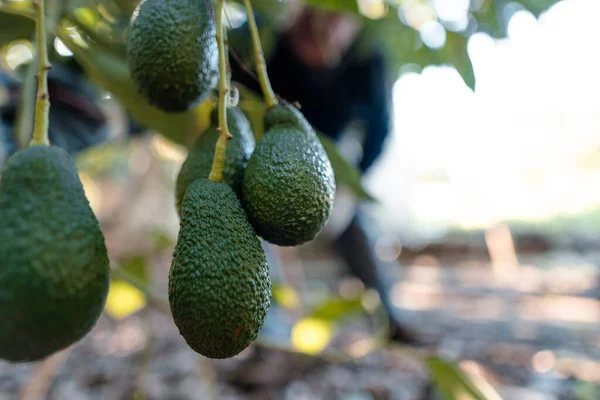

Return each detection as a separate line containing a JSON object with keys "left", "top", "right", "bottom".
{"left": 0, "top": 14, "right": 34, "bottom": 45}
{"left": 57, "top": 20, "right": 212, "bottom": 147}
{"left": 318, "top": 133, "right": 374, "bottom": 201}
{"left": 0, "top": 0, "right": 375, "bottom": 201}
{"left": 426, "top": 357, "right": 499, "bottom": 400}
{"left": 119, "top": 255, "right": 150, "bottom": 285}
{"left": 573, "top": 380, "right": 600, "bottom": 400}
{"left": 310, "top": 296, "right": 364, "bottom": 322}
{"left": 0, "top": 0, "right": 565, "bottom": 93}
{"left": 0, "top": 0, "right": 564, "bottom": 199}
{"left": 303, "top": 0, "right": 359, "bottom": 13}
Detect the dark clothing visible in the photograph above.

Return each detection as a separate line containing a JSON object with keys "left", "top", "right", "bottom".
{"left": 230, "top": 32, "right": 392, "bottom": 172}
{"left": 0, "top": 62, "right": 111, "bottom": 158}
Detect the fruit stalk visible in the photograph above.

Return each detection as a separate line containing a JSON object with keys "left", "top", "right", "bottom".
{"left": 208, "top": 0, "right": 233, "bottom": 183}
{"left": 242, "top": 0, "right": 277, "bottom": 108}
{"left": 29, "top": 0, "right": 51, "bottom": 147}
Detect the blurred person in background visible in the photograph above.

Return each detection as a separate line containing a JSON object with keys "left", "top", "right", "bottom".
{"left": 230, "top": 2, "right": 421, "bottom": 344}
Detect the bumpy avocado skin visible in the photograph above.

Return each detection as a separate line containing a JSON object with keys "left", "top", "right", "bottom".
{"left": 127, "top": 0, "right": 218, "bottom": 112}
{"left": 175, "top": 108, "right": 255, "bottom": 213}
{"left": 242, "top": 104, "right": 336, "bottom": 246}
{"left": 169, "top": 179, "right": 271, "bottom": 359}
{"left": 0, "top": 146, "right": 110, "bottom": 362}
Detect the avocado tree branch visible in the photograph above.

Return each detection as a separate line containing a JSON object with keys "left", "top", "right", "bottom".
{"left": 29, "top": 0, "right": 51, "bottom": 147}
{"left": 208, "top": 0, "right": 232, "bottom": 183}
{"left": 16, "top": 0, "right": 62, "bottom": 149}
{"left": 242, "top": 0, "right": 277, "bottom": 108}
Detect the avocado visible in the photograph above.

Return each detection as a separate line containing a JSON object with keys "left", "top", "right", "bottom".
{"left": 169, "top": 179, "right": 271, "bottom": 359}
{"left": 175, "top": 108, "right": 255, "bottom": 213}
{"left": 127, "top": 0, "right": 218, "bottom": 112}
{"left": 0, "top": 146, "right": 110, "bottom": 362}
{"left": 242, "top": 104, "right": 336, "bottom": 246}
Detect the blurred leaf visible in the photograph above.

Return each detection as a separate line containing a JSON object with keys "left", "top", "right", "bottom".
{"left": 150, "top": 229, "right": 174, "bottom": 252}
{"left": 56, "top": 20, "right": 213, "bottom": 148}
{"left": 272, "top": 283, "right": 301, "bottom": 310}
{"left": 235, "top": 82, "right": 267, "bottom": 141}
{"left": 410, "top": 31, "right": 475, "bottom": 89}
{"left": 105, "top": 256, "right": 150, "bottom": 319}
{"left": 303, "top": 0, "right": 359, "bottom": 13}
{"left": 518, "top": 0, "right": 560, "bottom": 16}
{"left": 573, "top": 380, "right": 600, "bottom": 400}
{"left": 105, "top": 280, "right": 147, "bottom": 319}
{"left": 75, "top": 140, "right": 131, "bottom": 178}
{"left": 310, "top": 295, "right": 364, "bottom": 322}
{"left": 439, "top": 31, "right": 475, "bottom": 90}
{"left": 426, "top": 357, "right": 501, "bottom": 400}
{"left": 317, "top": 132, "right": 375, "bottom": 202}
{"left": 0, "top": 14, "right": 34, "bottom": 47}
{"left": 120, "top": 255, "right": 150, "bottom": 285}
{"left": 290, "top": 294, "right": 366, "bottom": 355}
{"left": 291, "top": 317, "right": 333, "bottom": 355}
{"left": 471, "top": 0, "right": 504, "bottom": 37}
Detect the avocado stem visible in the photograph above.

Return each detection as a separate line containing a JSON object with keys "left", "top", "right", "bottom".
{"left": 242, "top": 0, "right": 277, "bottom": 108}
{"left": 209, "top": 0, "right": 233, "bottom": 183}
{"left": 29, "top": 0, "right": 51, "bottom": 147}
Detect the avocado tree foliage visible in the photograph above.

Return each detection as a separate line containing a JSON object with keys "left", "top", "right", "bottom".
{"left": 0, "top": 0, "right": 563, "bottom": 199}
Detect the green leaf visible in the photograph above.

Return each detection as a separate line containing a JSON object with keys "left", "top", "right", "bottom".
{"left": 119, "top": 255, "right": 150, "bottom": 286}
{"left": 150, "top": 229, "right": 174, "bottom": 252}
{"left": 471, "top": 0, "right": 504, "bottom": 37}
{"left": 271, "top": 283, "right": 301, "bottom": 310}
{"left": 411, "top": 31, "right": 475, "bottom": 90}
{"left": 303, "top": 0, "right": 359, "bottom": 13}
{"left": 518, "top": 0, "right": 560, "bottom": 16}
{"left": 0, "top": 14, "right": 34, "bottom": 47}
{"left": 426, "top": 357, "right": 501, "bottom": 400}
{"left": 310, "top": 296, "right": 364, "bottom": 322}
{"left": 235, "top": 82, "right": 267, "bottom": 141}
{"left": 317, "top": 132, "right": 375, "bottom": 202}
{"left": 442, "top": 31, "right": 475, "bottom": 90}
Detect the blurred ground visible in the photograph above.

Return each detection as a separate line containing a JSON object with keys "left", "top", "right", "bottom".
{"left": 1, "top": 137, "right": 599, "bottom": 400}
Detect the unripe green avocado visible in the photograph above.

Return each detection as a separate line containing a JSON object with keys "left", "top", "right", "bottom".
{"left": 0, "top": 146, "right": 110, "bottom": 362}
{"left": 127, "top": 0, "right": 218, "bottom": 112}
{"left": 242, "top": 104, "right": 336, "bottom": 246}
{"left": 169, "top": 179, "right": 271, "bottom": 359}
{"left": 175, "top": 108, "right": 255, "bottom": 213}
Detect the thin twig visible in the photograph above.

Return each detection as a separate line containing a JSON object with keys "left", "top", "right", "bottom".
{"left": 18, "top": 349, "right": 70, "bottom": 400}
{"left": 208, "top": 0, "right": 232, "bottom": 183}
{"left": 132, "top": 312, "right": 154, "bottom": 400}
{"left": 29, "top": 0, "right": 51, "bottom": 146}
{"left": 242, "top": 0, "right": 277, "bottom": 107}
{"left": 16, "top": 0, "right": 62, "bottom": 148}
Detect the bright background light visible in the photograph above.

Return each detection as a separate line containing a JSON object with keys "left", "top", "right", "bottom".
{"left": 365, "top": 0, "right": 600, "bottom": 241}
